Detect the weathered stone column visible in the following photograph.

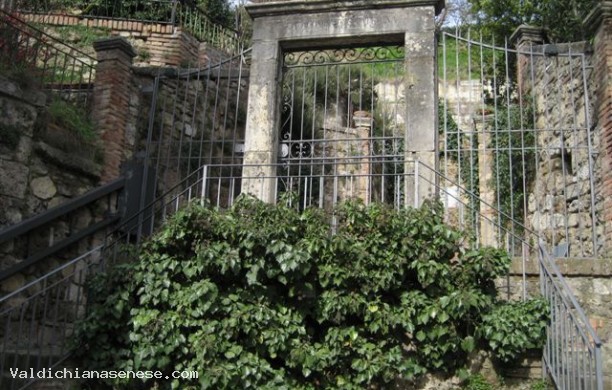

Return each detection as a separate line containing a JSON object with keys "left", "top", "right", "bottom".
{"left": 404, "top": 9, "right": 438, "bottom": 207}
{"left": 586, "top": 1, "right": 612, "bottom": 254}
{"left": 241, "top": 38, "right": 281, "bottom": 203}
{"left": 92, "top": 37, "right": 136, "bottom": 183}
{"left": 507, "top": 25, "right": 547, "bottom": 248}
{"left": 510, "top": 25, "right": 547, "bottom": 96}
{"left": 474, "top": 114, "right": 497, "bottom": 247}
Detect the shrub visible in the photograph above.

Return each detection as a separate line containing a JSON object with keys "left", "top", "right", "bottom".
{"left": 74, "top": 197, "right": 548, "bottom": 389}
{"left": 479, "top": 298, "right": 549, "bottom": 363}
{"left": 463, "top": 373, "right": 493, "bottom": 390}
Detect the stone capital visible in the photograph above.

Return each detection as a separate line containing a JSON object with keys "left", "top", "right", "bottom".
{"left": 510, "top": 24, "right": 547, "bottom": 48}
{"left": 93, "top": 37, "right": 137, "bottom": 60}
{"left": 583, "top": 0, "right": 612, "bottom": 35}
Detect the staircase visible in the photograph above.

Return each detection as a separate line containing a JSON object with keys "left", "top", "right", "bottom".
{"left": 0, "top": 160, "right": 605, "bottom": 389}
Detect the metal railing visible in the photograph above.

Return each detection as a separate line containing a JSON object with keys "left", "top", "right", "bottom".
{"left": 0, "top": 9, "right": 96, "bottom": 107}
{"left": 177, "top": 1, "right": 242, "bottom": 54}
{"left": 439, "top": 31, "right": 600, "bottom": 259}
{"left": 0, "top": 177, "right": 125, "bottom": 284}
{"left": 6, "top": 0, "right": 242, "bottom": 54}
{"left": 539, "top": 243, "right": 604, "bottom": 390}
{"left": 11, "top": 0, "right": 179, "bottom": 23}
{"left": 0, "top": 166, "right": 205, "bottom": 389}
{"left": 0, "top": 178, "right": 124, "bottom": 388}
{"left": 0, "top": 247, "right": 103, "bottom": 390}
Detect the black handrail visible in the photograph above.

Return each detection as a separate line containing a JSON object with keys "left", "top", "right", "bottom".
{"left": 0, "top": 9, "right": 97, "bottom": 62}
{"left": 0, "top": 177, "right": 125, "bottom": 244}
{"left": 0, "top": 216, "right": 120, "bottom": 282}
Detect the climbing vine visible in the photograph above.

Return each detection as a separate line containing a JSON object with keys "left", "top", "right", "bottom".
{"left": 75, "top": 197, "right": 548, "bottom": 389}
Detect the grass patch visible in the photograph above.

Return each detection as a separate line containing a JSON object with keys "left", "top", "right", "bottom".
{"left": 43, "top": 99, "right": 104, "bottom": 164}
{"left": 438, "top": 37, "right": 485, "bottom": 81}
{"left": 51, "top": 25, "right": 111, "bottom": 53}
{"left": 48, "top": 98, "right": 95, "bottom": 141}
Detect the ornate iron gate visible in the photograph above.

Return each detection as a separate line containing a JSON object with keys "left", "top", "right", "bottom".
{"left": 277, "top": 44, "right": 407, "bottom": 209}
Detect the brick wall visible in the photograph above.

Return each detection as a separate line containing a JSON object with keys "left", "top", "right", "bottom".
{"left": 591, "top": 7, "right": 612, "bottom": 253}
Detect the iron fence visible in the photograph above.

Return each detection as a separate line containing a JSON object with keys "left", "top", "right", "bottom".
{"left": 0, "top": 163, "right": 215, "bottom": 389}
{"left": 141, "top": 49, "right": 251, "bottom": 200}
{"left": 0, "top": 178, "right": 124, "bottom": 282}
{"left": 0, "top": 9, "right": 96, "bottom": 108}
{"left": 12, "top": 0, "right": 179, "bottom": 24}
{"left": 439, "top": 30, "right": 600, "bottom": 259}
{"left": 176, "top": 1, "right": 242, "bottom": 54}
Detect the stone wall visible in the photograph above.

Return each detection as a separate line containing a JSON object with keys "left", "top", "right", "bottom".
{"left": 590, "top": 3, "right": 612, "bottom": 261}
{"left": 0, "top": 76, "right": 102, "bottom": 228}
{"left": 0, "top": 75, "right": 109, "bottom": 291}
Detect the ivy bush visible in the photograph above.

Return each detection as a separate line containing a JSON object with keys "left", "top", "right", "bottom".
{"left": 75, "top": 197, "right": 548, "bottom": 389}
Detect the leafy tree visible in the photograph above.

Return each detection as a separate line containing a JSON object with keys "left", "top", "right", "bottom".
{"left": 196, "top": 0, "right": 234, "bottom": 27}
{"left": 74, "top": 198, "right": 548, "bottom": 389}
{"left": 466, "top": 0, "right": 597, "bottom": 42}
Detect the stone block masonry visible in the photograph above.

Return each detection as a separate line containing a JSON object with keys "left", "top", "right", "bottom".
{"left": 513, "top": 25, "right": 602, "bottom": 258}
{"left": 0, "top": 74, "right": 105, "bottom": 292}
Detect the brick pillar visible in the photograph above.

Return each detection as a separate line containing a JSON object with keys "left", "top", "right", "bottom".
{"left": 92, "top": 37, "right": 136, "bottom": 183}
{"left": 585, "top": 1, "right": 612, "bottom": 253}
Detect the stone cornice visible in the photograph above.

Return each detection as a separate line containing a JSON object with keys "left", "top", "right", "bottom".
{"left": 583, "top": 0, "right": 612, "bottom": 35}
{"left": 246, "top": 0, "right": 445, "bottom": 19}
{"left": 509, "top": 24, "right": 547, "bottom": 47}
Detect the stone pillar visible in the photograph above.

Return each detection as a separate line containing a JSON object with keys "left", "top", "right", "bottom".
{"left": 241, "top": 38, "right": 281, "bottom": 203}
{"left": 508, "top": 25, "right": 547, "bottom": 247}
{"left": 92, "top": 37, "right": 136, "bottom": 183}
{"left": 474, "top": 115, "right": 497, "bottom": 247}
{"left": 404, "top": 10, "right": 438, "bottom": 207}
{"left": 585, "top": 1, "right": 612, "bottom": 254}
{"left": 510, "top": 25, "right": 547, "bottom": 96}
